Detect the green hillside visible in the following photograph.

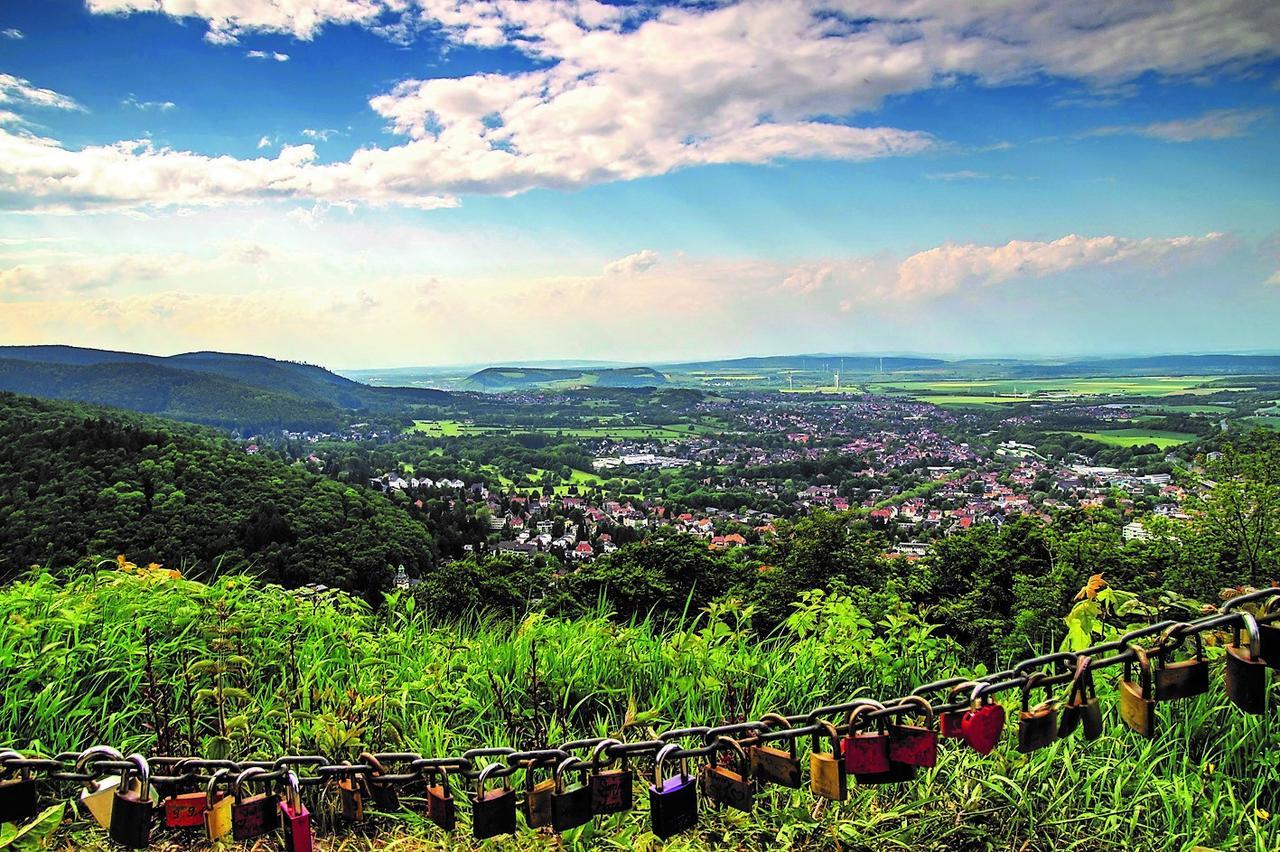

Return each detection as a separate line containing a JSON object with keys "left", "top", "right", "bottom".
{"left": 0, "top": 393, "right": 434, "bottom": 596}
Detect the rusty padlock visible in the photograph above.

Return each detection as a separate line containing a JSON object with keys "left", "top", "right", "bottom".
{"left": 1153, "top": 623, "right": 1209, "bottom": 701}
{"left": 1016, "top": 673, "right": 1060, "bottom": 753}
{"left": 887, "top": 696, "right": 937, "bottom": 768}
{"left": 749, "top": 713, "right": 802, "bottom": 788}
{"left": 1119, "top": 645, "right": 1157, "bottom": 738}
{"left": 1058, "top": 655, "right": 1103, "bottom": 741}
{"left": 230, "top": 766, "right": 277, "bottom": 841}
{"left": 161, "top": 758, "right": 209, "bottom": 829}
{"left": 424, "top": 766, "right": 456, "bottom": 832}
{"left": 700, "top": 737, "right": 753, "bottom": 812}
{"left": 588, "top": 739, "right": 633, "bottom": 815}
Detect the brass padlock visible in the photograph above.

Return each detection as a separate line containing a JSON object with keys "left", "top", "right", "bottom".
{"left": 0, "top": 750, "right": 38, "bottom": 825}
{"left": 75, "top": 745, "right": 126, "bottom": 829}
{"left": 523, "top": 759, "right": 557, "bottom": 828}
{"left": 749, "top": 713, "right": 802, "bottom": 787}
{"left": 1153, "top": 623, "right": 1209, "bottom": 701}
{"left": 1016, "top": 673, "right": 1059, "bottom": 753}
{"left": 649, "top": 743, "right": 697, "bottom": 839}
{"left": 588, "top": 739, "right": 633, "bottom": 815}
{"left": 550, "top": 755, "right": 593, "bottom": 832}
{"left": 1225, "top": 611, "right": 1268, "bottom": 714}
{"left": 808, "top": 722, "right": 847, "bottom": 801}
{"left": 107, "top": 754, "right": 153, "bottom": 849}
{"left": 203, "top": 769, "right": 233, "bottom": 842}
{"left": 1119, "top": 645, "right": 1157, "bottom": 738}
{"left": 700, "top": 737, "right": 753, "bottom": 812}
{"left": 337, "top": 764, "right": 366, "bottom": 822}
{"left": 471, "top": 762, "right": 516, "bottom": 840}
{"left": 1058, "top": 655, "right": 1103, "bottom": 741}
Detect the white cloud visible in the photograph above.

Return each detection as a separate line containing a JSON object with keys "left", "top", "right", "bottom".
{"left": 1, "top": 28, "right": 23, "bottom": 40}
{"left": 246, "top": 49, "right": 289, "bottom": 61}
{"left": 256, "top": 136, "right": 272, "bottom": 149}
{"left": 894, "top": 233, "right": 1227, "bottom": 298}
{"left": 603, "top": 249, "right": 658, "bottom": 276}
{"left": 301, "top": 128, "right": 339, "bottom": 141}
{"left": 13, "top": 1, "right": 1280, "bottom": 213}
{"left": 0, "top": 74, "right": 84, "bottom": 112}
{"left": 122, "top": 94, "right": 176, "bottom": 112}
{"left": 925, "top": 170, "right": 990, "bottom": 181}
{"left": 1084, "top": 108, "right": 1271, "bottom": 142}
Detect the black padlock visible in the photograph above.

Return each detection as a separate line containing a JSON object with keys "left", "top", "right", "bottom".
{"left": 425, "top": 767, "right": 456, "bottom": 832}
{"left": 1017, "top": 672, "right": 1060, "bottom": 753}
{"left": 1153, "top": 623, "right": 1209, "bottom": 701}
{"left": 471, "top": 762, "right": 516, "bottom": 840}
{"left": 551, "top": 756, "right": 593, "bottom": 832}
{"left": 0, "top": 751, "right": 37, "bottom": 825}
{"left": 1225, "top": 612, "right": 1268, "bottom": 714}
{"left": 749, "top": 713, "right": 802, "bottom": 787}
{"left": 107, "top": 754, "right": 153, "bottom": 849}
{"left": 588, "top": 739, "right": 633, "bottom": 815}
{"left": 360, "top": 752, "right": 400, "bottom": 811}
{"left": 649, "top": 743, "right": 697, "bottom": 839}
{"left": 700, "top": 737, "right": 753, "bottom": 812}
{"left": 230, "top": 766, "right": 277, "bottom": 841}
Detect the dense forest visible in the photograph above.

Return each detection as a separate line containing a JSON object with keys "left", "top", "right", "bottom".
{"left": 0, "top": 394, "right": 434, "bottom": 599}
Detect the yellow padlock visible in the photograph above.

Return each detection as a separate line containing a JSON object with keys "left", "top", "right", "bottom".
{"left": 204, "top": 769, "right": 234, "bottom": 841}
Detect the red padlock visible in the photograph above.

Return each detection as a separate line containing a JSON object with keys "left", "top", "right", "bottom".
{"left": 278, "top": 771, "right": 312, "bottom": 852}
{"left": 960, "top": 683, "right": 1007, "bottom": 755}
{"left": 163, "top": 760, "right": 212, "bottom": 829}
{"left": 887, "top": 696, "right": 938, "bottom": 768}
{"left": 842, "top": 703, "right": 890, "bottom": 775}
{"left": 939, "top": 681, "right": 978, "bottom": 739}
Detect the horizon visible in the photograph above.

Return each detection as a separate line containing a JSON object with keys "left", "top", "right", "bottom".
{"left": 1, "top": 2, "right": 1278, "bottom": 366}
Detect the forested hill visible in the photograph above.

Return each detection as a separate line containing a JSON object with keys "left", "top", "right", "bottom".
{"left": 0, "top": 393, "right": 434, "bottom": 598}
{"left": 0, "top": 345, "right": 449, "bottom": 432}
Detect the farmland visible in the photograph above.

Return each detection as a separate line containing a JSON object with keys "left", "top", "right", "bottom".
{"left": 1057, "top": 428, "right": 1198, "bottom": 448}
{"left": 412, "top": 419, "right": 723, "bottom": 441}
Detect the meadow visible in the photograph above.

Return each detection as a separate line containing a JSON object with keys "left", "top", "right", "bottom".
{"left": 1059, "top": 429, "right": 1199, "bottom": 449}
{"left": 2, "top": 565, "right": 1277, "bottom": 850}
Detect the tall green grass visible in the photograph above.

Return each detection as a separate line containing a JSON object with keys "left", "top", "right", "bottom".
{"left": 1, "top": 563, "right": 1277, "bottom": 850}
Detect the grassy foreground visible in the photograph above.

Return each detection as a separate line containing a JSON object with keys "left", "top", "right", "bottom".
{"left": 1, "top": 563, "right": 1278, "bottom": 850}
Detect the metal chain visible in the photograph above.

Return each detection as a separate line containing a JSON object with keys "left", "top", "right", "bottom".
{"left": 3, "top": 588, "right": 1276, "bottom": 796}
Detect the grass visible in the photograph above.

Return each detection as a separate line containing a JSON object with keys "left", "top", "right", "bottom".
{"left": 3, "top": 566, "right": 1279, "bottom": 850}
{"left": 411, "top": 420, "right": 721, "bottom": 441}
{"left": 870, "top": 376, "right": 1224, "bottom": 398}
{"left": 1058, "top": 429, "right": 1198, "bottom": 448}
{"left": 915, "top": 395, "right": 1022, "bottom": 407}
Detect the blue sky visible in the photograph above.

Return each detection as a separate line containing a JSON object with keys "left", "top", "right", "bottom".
{"left": 0, "top": 0, "right": 1277, "bottom": 367}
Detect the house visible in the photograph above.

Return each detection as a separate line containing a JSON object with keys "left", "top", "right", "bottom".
{"left": 1123, "top": 521, "right": 1151, "bottom": 541}
{"left": 572, "top": 541, "right": 595, "bottom": 559}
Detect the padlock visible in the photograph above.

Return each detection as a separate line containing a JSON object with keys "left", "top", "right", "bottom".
{"left": 523, "top": 759, "right": 557, "bottom": 828}
{"left": 204, "top": 769, "right": 234, "bottom": 841}
{"left": 588, "top": 739, "right": 633, "bottom": 815}
{"left": 887, "top": 696, "right": 938, "bottom": 768}
{"left": 1119, "top": 645, "right": 1157, "bottom": 738}
{"left": 1016, "top": 673, "right": 1060, "bottom": 753}
{"left": 551, "top": 755, "right": 594, "bottom": 832}
{"left": 278, "top": 771, "right": 312, "bottom": 852}
{"left": 424, "top": 767, "right": 456, "bottom": 832}
{"left": 231, "top": 766, "right": 278, "bottom": 841}
{"left": 843, "top": 703, "right": 890, "bottom": 775}
{"left": 471, "top": 761, "right": 517, "bottom": 840}
{"left": 1223, "top": 587, "right": 1280, "bottom": 669}
{"left": 162, "top": 759, "right": 209, "bottom": 829}
{"left": 649, "top": 743, "right": 697, "bottom": 839}
{"left": 749, "top": 713, "right": 802, "bottom": 788}
{"left": 108, "top": 754, "right": 153, "bottom": 849}
{"left": 960, "top": 683, "right": 1007, "bottom": 755}
{"left": 939, "top": 681, "right": 978, "bottom": 739}
{"left": 1153, "top": 623, "right": 1209, "bottom": 701}
{"left": 1058, "top": 656, "right": 1104, "bottom": 741}
{"left": 75, "top": 745, "right": 125, "bottom": 829}
{"left": 337, "top": 764, "right": 365, "bottom": 821}
{"left": 0, "top": 751, "right": 37, "bottom": 824}
{"left": 700, "top": 737, "right": 753, "bottom": 812}
{"left": 808, "top": 722, "right": 847, "bottom": 801}
{"left": 1225, "top": 612, "right": 1268, "bottom": 714}
{"left": 359, "top": 752, "right": 400, "bottom": 811}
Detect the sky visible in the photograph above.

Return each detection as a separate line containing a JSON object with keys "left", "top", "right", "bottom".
{"left": 0, "top": 1, "right": 1278, "bottom": 369}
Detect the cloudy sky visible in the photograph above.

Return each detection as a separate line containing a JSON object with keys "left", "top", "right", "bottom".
{"left": 1, "top": 1, "right": 1278, "bottom": 368}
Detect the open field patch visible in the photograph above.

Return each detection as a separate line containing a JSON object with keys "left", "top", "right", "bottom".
{"left": 1057, "top": 429, "right": 1198, "bottom": 448}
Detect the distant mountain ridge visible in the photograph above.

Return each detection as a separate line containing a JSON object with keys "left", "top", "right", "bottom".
{"left": 0, "top": 345, "right": 449, "bottom": 431}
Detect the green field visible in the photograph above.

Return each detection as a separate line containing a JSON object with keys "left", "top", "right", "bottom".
{"left": 871, "top": 375, "right": 1229, "bottom": 399}
{"left": 1059, "top": 429, "right": 1198, "bottom": 448}
{"left": 916, "top": 395, "right": 1022, "bottom": 407}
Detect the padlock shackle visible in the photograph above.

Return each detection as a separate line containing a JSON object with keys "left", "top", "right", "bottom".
{"left": 845, "top": 700, "right": 886, "bottom": 731}
{"left": 74, "top": 745, "right": 125, "bottom": 773}
{"left": 810, "top": 720, "right": 840, "bottom": 754}
{"left": 653, "top": 743, "right": 688, "bottom": 787}
{"left": 206, "top": 768, "right": 232, "bottom": 808}
{"left": 1222, "top": 586, "right": 1280, "bottom": 612}
{"left": 1156, "top": 621, "right": 1203, "bottom": 663}
{"left": 1232, "top": 610, "right": 1263, "bottom": 660}
{"left": 888, "top": 694, "right": 935, "bottom": 728}
{"left": 232, "top": 766, "right": 270, "bottom": 802}
{"left": 711, "top": 736, "right": 748, "bottom": 776}
{"left": 1123, "top": 643, "right": 1153, "bottom": 693}
{"left": 589, "top": 738, "right": 624, "bottom": 771}
{"left": 553, "top": 756, "right": 583, "bottom": 793}
{"left": 277, "top": 771, "right": 302, "bottom": 813}
{"left": 475, "top": 761, "right": 509, "bottom": 798}
{"left": 122, "top": 754, "right": 150, "bottom": 799}
{"left": 1020, "top": 673, "right": 1052, "bottom": 712}
{"left": 358, "top": 751, "right": 389, "bottom": 777}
